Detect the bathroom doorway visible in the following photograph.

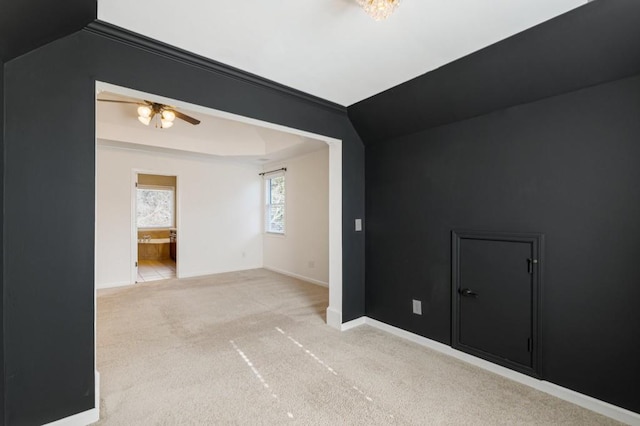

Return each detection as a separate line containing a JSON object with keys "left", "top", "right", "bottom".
{"left": 135, "top": 173, "right": 178, "bottom": 282}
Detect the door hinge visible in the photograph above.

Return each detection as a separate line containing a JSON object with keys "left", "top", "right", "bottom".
{"left": 527, "top": 258, "right": 538, "bottom": 274}
{"left": 135, "top": 182, "right": 138, "bottom": 187}
{"left": 135, "top": 261, "right": 138, "bottom": 267}
{"left": 527, "top": 337, "right": 532, "bottom": 352}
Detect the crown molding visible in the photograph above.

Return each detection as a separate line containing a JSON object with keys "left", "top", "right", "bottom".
{"left": 84, "top": 20, "right": 347, "bottom": 115}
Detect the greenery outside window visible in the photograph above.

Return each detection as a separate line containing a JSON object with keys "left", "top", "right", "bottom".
{"left": 265, "top": 175, "right": 285, "bottom": 234}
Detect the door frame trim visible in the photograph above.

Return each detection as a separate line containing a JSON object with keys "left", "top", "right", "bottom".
{"left": 451, "top": 229, "right": 544, "bottom": 377}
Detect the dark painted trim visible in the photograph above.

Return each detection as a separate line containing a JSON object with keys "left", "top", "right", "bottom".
{"left": 84, "top": 21, "right": 347, "bottom": 115}
{"left": 451, "top": 230, "right": 544, "bottom": 378}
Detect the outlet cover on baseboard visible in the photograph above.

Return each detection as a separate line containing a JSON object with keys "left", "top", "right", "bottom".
{"left": 412, "top": 299, "right": 422, "bottom": 315}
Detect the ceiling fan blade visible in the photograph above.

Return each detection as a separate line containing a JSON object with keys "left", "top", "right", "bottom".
{"left": 97, "top": 99, "right": 143, "bottom": 105}
{"left": 173, "top": 110, "right": 201, "bottom": 125}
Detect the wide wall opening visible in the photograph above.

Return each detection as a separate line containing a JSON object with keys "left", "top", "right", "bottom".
{"left": 94, "top": 80, "right": 343, "bottom": 417}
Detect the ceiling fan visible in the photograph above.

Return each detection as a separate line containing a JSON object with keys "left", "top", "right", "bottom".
{"left": 98, "top": 98, "right": 201, "bottom": 128}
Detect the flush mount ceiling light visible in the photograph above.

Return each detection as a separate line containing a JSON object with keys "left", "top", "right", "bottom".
{"left": 357, "top": 0, "right": 400, "bottom": 21}
{"left": 98, "top": 98, "right": 201, "bottom": 129}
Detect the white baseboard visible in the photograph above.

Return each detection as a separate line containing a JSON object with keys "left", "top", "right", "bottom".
{"left": 96, "top": 280, "right": 132, "bottom": 290}
{"left": 95, "top": 370, "right": 100, "bottom": 417}
{"left": 44, "top": 371, "right": 100, "bottom": 425}
{"left": 326, "top": 306, "right": 342, "bottom": 330}
{"left": 43, "top": 408, "right": 99, "bottom": 426}
{"left": 263, "top": 266, "right": 329, "bottom": 288}
{"left": 348, "top": 316, "right": 640, "bottom": 426}
{"left": 99, "top": 267, "right": 327, "bottom": 289}
{"left": 179, "top": 265, "right": 263, "bottom": 280}
{"left": 341, "top": 316, "right": 366, "bottom": 331}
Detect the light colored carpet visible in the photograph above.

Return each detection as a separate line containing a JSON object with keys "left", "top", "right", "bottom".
{"left": 97, "top": 269, "right": 618, "bottom": 425}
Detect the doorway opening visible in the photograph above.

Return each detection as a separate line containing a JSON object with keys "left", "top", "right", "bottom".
{"left": 94, "top": 80, "right": 344, "bottom": 424}
{"left": 135, "top": 173, "right": 178, "bottom": 282}
{"left": 95, "top": 81, "right": 343, "bottom": 326}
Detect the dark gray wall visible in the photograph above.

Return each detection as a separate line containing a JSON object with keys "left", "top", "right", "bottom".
{"left": 350, "top": 1, "right": 640, "bottom": 414}
{"left": 1, "top": 1, "right": 96, "bottom": 420}
{"left": 3, "top": 27, "right": 365, "bottom": 425}
{"left": 363, "top": 73, "right": 640, "bottom": 413}
{"left": 1, "top": 61, "right": 5, "bottom": 424}
{"left": 0, "top": 0, "right": 95, "bottom": 61}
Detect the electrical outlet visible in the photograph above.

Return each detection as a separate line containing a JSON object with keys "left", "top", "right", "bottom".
{"left": 355, "top": 218, "right": 362, "bottom": 232}
{"left": 412, "top": 299, "right": 422, "bottom": 315}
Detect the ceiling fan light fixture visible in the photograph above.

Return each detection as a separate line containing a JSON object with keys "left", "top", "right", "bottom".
{"left": 357, "top": 0, "right": 400, "bottom": 21}
{"left": 138, "top": 115, "right": 151, "bottom": 126}
{"left": 161, "top": 110, "right": 176, "bottom": 121}
{"left": 97, "top": 97, "right": 199, "bottom": 128}
{"left": 137, "top": 105, "right": 152, "bottom": 118}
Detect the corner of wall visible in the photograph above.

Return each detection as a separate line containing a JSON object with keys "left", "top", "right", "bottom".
{"left": 326, "top": 307, "right": 342, "bottom": 330}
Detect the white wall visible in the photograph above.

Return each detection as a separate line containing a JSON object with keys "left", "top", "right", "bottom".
{"left": 263, "top": 148, "right": 329, "bottom": 286}
{"left": 96, "top": 142, "right": 263, "bottom": 288}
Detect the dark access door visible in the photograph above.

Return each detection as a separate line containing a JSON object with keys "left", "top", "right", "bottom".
{"left": 452, "top": 230, "right": 543, "bottom": 377}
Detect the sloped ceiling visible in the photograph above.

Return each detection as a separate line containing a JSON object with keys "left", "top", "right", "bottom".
{"left": 97, "top": 0, "right": 587, "bottom": 106}
{"left": 3, "top": 0, "right": 589, "bottom": 105}
{"left": 348, "top": 1, "right": 640, "bottom": 144}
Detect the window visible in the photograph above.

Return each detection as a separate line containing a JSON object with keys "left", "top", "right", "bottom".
{"left": 265, "top": 175, "right": 285, "bottom": 234}
{"left": 137, "top": 185, "right": 175, "bottom": 228}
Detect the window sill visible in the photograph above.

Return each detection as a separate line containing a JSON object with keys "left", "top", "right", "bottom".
{"left": 265, "top": 232, "right": 286, "bottom": 238}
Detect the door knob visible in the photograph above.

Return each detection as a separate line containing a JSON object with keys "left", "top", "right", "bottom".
{"left": 459, "top": 288, "right": 478, "bottom": 297}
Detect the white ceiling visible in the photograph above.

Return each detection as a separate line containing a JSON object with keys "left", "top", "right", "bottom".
{"left": 96, "top": 84, "right": 329, "bottom": 165}
{"left": 97, "top": 0, "right": 588, "bottom": 106}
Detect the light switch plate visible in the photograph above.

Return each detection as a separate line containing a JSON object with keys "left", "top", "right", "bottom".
{"left": 412, "top": 299, "right": 422, "bottom": 315}
{"left": 355, "top": 218, "right": 362, "bottom": 232}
